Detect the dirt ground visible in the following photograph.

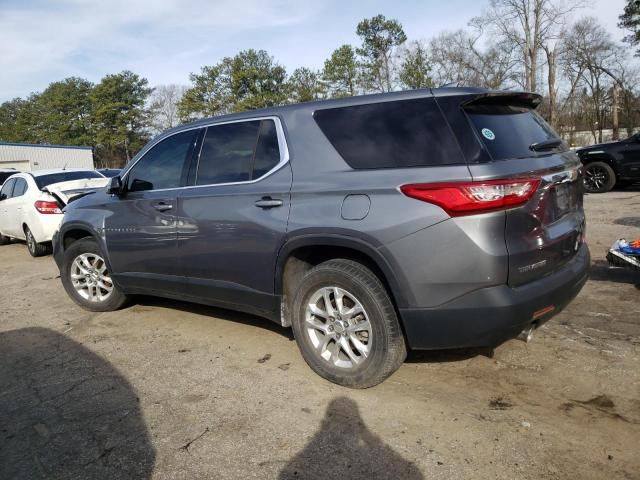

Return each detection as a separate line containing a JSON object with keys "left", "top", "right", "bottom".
{"left": 1, "top": 189, "right": 639, "bottom": 480}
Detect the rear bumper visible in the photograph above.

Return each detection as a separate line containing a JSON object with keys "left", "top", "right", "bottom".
{"left": 31, "top": 213, "right": 63, "bottom": 243}
{"left": 400, "top": 244, "right": 590, "bottom": 349}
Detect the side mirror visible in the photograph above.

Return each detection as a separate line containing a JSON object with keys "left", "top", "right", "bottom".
{"left": 107, "top": 176, "right": 124, "bottom": 195}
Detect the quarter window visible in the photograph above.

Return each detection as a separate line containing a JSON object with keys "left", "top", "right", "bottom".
{"left": 127, "top": 129, "right": 199, "bottom": 192}
{"left": 313, "top": 98, "right": 462, "bottom": 169}
{"left": 253, "top": 120, "right": 281, "bottom": 178}
{"left": 196, "top": 119, "right": 282, "bottom": 186}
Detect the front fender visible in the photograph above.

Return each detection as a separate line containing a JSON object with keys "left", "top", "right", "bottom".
{"left": 55, "top": 218, "right": 115, "bottom": 279}
{"left": 579, "top": 150, "right": 620, "bottom": 170}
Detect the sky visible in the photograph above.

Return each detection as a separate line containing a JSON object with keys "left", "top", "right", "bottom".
{"left": 0, "top": 0, "right": 629, "bottom": 102}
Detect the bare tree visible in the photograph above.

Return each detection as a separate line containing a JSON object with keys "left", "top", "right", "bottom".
{"left": 561, "top": 17, "right": 624, "bottom": 142}
{"left": 148, "top": 84, "right": 187, "bottom": 133}
{"left": 615, "top": 64, "right": 640, "bottom": 137}
{"left": 473, "top": 0, "right": 584, "bottom": 128}
{"left": 474, "top": 0, "right": 581, "bottom": 90}
{"left": 429, "top": 30, "right": 519, "bottom": 89}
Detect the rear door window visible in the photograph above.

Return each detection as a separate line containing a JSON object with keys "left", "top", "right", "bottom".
{"left": 313, "top": 98, "right": 463, "bottom": 169}
{"left": 196, "top": 119, "right": 281, "bottom": 185}
{"left": 465, "top": 104, "right": 563, "bottom": 160}
{"left": 12, "top": 178, "right": 27, "bottom": 197}
{"left": 197, "top": 121, "right": 260, "bottom": 185}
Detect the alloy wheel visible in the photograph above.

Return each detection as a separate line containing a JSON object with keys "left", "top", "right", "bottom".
{"left": 70, "top": 253, "right": 114, "bottom": 303}
{"left": 584, "top": 165, "right": 609, "bottom": 191}
{"left": 304, "top": 286, "right": 372, "bottom": 369}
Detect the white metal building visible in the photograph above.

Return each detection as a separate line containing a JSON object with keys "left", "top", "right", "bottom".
{"left": 0, "top": 142, "right": 94, "bottom": 172}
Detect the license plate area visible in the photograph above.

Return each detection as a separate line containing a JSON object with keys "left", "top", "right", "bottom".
{"left": 549, "top": 182, "right": 578, "bottom": 221}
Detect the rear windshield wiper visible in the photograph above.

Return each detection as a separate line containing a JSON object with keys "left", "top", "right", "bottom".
{"left": 529, "top": 139, "right": 563, "bottom": 152}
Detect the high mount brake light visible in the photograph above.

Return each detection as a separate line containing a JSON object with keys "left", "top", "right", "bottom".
{"left": 34, "top": 200, "right": 62, "bottom": 214}
{"left": 400, "top": 178, "right": 541, "bottom": 216}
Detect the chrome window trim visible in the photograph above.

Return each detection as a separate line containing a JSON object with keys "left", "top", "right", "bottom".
{"left": 120, "top": 116, "right": 290, "bottom": 193}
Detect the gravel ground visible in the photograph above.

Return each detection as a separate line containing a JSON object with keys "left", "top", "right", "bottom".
{"left": 0, "top": 188, "right": 639, "bottom": 480}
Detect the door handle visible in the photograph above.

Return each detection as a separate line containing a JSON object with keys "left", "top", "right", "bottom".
{"left": 255, "top": 197, "right": 283, "bottom": 209}
{"left": 153, "top": 203, "right": 173, "bottom": 212}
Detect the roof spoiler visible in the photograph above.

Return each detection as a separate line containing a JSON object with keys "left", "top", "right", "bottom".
{"left": 461, "top": 92, "right": 543, "bottom": 110}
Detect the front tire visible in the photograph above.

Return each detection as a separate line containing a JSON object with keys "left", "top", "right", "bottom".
{"left": 0, "top": 232, "right": 10, "bottom": 245}
{"left": 60, "top": 237, "right": 129, "bottom": 312}
{"left": 24, "top": 226, "right": 51, "bottom": 257}
{"left": 583, "top": 161, "right": 616, "bottom": 193}
{"left": 291, "top": 259, "right": 407, "bottom": 388}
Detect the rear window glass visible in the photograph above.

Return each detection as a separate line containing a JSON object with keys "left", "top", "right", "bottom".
{"left": 34, "top": 171, "right": 102, "bottom": 190}
{"left": 313, "top": 98, "right": 463, "bottom": 169}
{"left": 466, "top": 104, "right": 563, "bottom": 160}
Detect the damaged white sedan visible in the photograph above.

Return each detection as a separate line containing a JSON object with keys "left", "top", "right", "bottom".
{"left": 0, "top": 169, "right": 108, "bottom": 256}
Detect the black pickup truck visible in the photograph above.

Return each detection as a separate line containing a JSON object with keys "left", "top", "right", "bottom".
{"left": 576, "top": 133, "right": 640, "bottom": 193}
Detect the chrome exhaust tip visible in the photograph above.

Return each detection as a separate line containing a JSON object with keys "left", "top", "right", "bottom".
{"left": 517, "top": 326, "right": 535, "bottom": 343}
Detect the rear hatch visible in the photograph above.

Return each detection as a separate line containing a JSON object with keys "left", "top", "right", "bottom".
{"left": 463, "top": 94, "right": 585, "bottom": 287}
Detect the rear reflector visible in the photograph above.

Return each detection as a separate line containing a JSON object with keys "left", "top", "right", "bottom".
{"left": 34, "top": 200, "right": 62, "bottom": 214}
{"left": 400, "top": 178, "right": 541, "bottom": 216}
{"left": 532, "top": 305, "right": 555, "bottom": 320}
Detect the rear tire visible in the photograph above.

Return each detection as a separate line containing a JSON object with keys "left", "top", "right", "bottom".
{"left": 24, "top": 226, "right": 51, "bottom": 257}
{"left": 0, "top": 233, "right": 10, "bottom": 245}
{"left": 60, "top": 237, "right": 129, "bottom": 312}
{"left": 291, "top": 259, "right": 407, "bottom": 388}
{"left": 583, "top": 161, "right": 616, "bottom": 193}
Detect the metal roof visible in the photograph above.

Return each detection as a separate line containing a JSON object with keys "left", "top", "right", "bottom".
{"left": 0, "top": 141, "right": 92, "bottom": 150}
{"left": 169, "top": 87, "right": 530, "bottom": 136}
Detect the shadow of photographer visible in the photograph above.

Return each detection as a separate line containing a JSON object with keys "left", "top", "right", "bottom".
{"left": 0, "top": 327, "right": 155, "bottom": 479}
{"left": 279, "top": 396, "right": 423, "bottom": 480}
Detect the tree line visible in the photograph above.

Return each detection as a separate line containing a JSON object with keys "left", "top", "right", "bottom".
{"left": 2, "top": 1, "right": 640, "bottom": 167}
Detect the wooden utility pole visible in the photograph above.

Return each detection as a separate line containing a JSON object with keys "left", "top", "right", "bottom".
{"left": 545, "top": 46, "right": 557, "bottom": 129}
{"left": 612, "top": 81, "right": 620, "bottom": 141}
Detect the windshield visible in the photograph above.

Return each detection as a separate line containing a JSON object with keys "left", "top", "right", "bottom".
{"left": 466, "top": 104, "right": 564, "bottom": 161}
{"left": 34, "top": 171, "right": 103, "bottom": 190}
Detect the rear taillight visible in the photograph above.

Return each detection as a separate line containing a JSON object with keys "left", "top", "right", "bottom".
{"left": 34, "top": 200, "right": 62, "bottom": 214}
{"left": 400, "top": 178, "right": 541, "bottom": 216}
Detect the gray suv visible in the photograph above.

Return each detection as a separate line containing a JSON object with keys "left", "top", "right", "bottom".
{"left": 53, "top": 88, "right": 589, "bottom": 388}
